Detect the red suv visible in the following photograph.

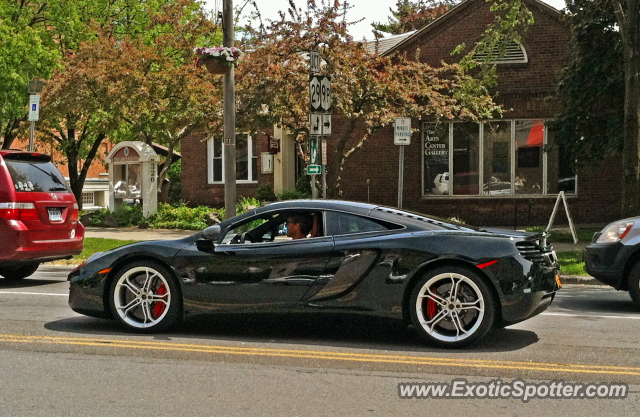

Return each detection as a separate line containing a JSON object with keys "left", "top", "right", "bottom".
{"left": 0, "top": 150, "right": 84, "bottom": 280}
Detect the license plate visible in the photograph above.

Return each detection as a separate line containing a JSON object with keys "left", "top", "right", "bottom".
{"left": 48, "top": 208, "right": 63, "bottom": 221}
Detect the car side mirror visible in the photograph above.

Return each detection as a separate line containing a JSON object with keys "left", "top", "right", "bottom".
{"left": 203, "top": 225, "right": 221, "bottom": 241}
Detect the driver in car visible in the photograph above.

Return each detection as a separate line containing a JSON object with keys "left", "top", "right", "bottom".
{"left": 286, "top": 214, "right": 313, "bottom": 240}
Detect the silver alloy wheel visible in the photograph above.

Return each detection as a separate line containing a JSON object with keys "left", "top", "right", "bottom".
{"left": 113, "top": 266, "right": 171, "bottom": 329}
{"left": 415, "top": 272, "right": 485, "bottom": 342}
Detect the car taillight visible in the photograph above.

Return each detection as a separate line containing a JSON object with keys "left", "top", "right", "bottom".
{"left": 0, "top": 202, "right": 37, "bottom": 220}
{"left": 72, "top": 203, "right": 79, "bottom": 221}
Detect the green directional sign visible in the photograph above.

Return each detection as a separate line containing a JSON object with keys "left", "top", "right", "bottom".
{"left": 307, "top": 164, "right": 321, "bottom": 175}
{"left": 309, "top": 136, "right": 319, "bottom": 164}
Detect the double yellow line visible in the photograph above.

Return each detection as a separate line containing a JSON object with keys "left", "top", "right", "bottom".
{"left": 1, "top": 334, "right": 639, "bottom": 376}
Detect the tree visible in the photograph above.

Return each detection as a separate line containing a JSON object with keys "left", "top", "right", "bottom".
{"left": 237, "top": 0, "right": 501, "bottom": 196}
{"left": 547, "top": 0, "right": 623, "bottom": 169}
{"left": 0, "top": 0, "right": 61, "bottom": 149}
{"left": 371, "top": 0, "right": 456, "bottom": 36}
{"left": 549, "top": 0, "right": 639, "bottom": 216}
{"left": 38, "top": 0, "right": 221, "bottom": 208}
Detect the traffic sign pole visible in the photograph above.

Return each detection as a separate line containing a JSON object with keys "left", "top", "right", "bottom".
{"left": 394, "top": 118, "right": 411, "bottom": 208}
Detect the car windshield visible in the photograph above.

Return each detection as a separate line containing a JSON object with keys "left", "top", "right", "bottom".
{"left": 5, "top": 159, "right": 70, "bottom": 192}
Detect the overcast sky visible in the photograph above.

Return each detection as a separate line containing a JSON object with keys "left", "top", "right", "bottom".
{"left": 203, "top": 0, "right": 567, "bottom": 40}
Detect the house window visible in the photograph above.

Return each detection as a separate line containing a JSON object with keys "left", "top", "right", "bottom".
{"left": 208, "top": 133, "right": 258, "bottom": 183}
{"left": 82, "top": 192, "right": 94, "bottom": 206}
{"left": 422, "top": 120, "right": 576, "bottom": 197}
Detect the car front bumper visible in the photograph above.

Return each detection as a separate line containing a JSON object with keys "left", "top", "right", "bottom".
{"left": 584, "top": 242, "right": 633, "bottom": 289}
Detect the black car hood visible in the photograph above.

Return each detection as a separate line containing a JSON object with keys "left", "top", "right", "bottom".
{"left": 481, "top": 227, "right": 545, "bottom": 240}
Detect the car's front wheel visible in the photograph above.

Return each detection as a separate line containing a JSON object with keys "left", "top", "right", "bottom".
{"left": 0, "top": 263, "right": 40, "bottom": 281}
{"left": 109, "top": 261, "right": 181, "bottom": 332}
{"left": 410, "top": 266, "right": 495, "bottom": 348}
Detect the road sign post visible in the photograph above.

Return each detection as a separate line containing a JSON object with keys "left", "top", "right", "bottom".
{"left": 27, "top": 78, "right": 45, "bottom": 152}
{"left": 309, "top": 57, "right": 331, "bottom": 199}
{"left": 395, "top": 118, "right": 412, "bottom": 208}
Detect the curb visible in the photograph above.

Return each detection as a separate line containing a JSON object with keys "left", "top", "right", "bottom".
{"left": 559, "top": 275, "right": 603, "bottom": 286}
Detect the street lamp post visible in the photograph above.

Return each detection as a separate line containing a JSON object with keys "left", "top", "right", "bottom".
{"left": 223, "top": 0, "right": 236, "bottom": 219}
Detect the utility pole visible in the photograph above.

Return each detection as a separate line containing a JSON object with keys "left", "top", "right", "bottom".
{"left": 223, "top": 0, "right": 236, "bottom": 219}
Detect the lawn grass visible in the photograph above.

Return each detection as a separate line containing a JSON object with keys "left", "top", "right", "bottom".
{"left": 527, "top": 226, "right": 601, "bottom": 243}
{"left": 48, "top": 238, "right": 140, "bottom": 266}
{"left": 557, "top": 251, "right": 586, "bottom": 276}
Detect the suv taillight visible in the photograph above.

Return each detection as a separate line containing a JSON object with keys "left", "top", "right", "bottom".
{"left": 0, "top": 202, "right": 37, "bottom": 220}
{"left": 72, "top": 203, "right": 79, "bottom": 221}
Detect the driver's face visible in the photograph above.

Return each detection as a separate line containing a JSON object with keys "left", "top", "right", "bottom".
{"left": 286, "top": 219, "right": 298, "bottom": 238}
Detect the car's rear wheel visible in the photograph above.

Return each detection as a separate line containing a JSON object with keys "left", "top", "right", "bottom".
{"left": 410, "top": 266, "right": 495, "bottom": 348}
{"left": 109, "top": 261, "right": 181, "bottom": 332}
{"left": 627, "top": 262, "right": 640, "bottom": 311}
{"left": 0, "top": 263, "right": 40, "bottom": 281}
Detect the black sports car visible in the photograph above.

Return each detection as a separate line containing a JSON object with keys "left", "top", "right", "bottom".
{"left": 68, "top": 200, "right": 560, "bottom": 348}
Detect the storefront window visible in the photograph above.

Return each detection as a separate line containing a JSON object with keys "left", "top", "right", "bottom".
{"left": 514, "top": 120, "right": 544, "bottom": 195}
{"left": 113, "top": 164, "right": 141, "bottom": 199}
{"left": 452, "top": 123, "right": 480, "bottom": 195}
{"left": 423, "top": 123, "right": 450, "bottom": 195}
{"left": 423, "top": 120, "right": 577, "bottom": 197}
{"left": 483, "top": 121, "right": 511, "bottom": 195}
{"left": 546, "top": 129, "right": 577, "bottom": 194}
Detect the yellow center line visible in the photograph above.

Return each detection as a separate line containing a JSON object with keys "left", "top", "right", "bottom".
{"left": 1, "top": 334, "right": 638, "bottom": 376}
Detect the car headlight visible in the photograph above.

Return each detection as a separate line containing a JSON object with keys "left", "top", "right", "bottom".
{"left": 596, "top": 221, "right": 635, "bottom": 243}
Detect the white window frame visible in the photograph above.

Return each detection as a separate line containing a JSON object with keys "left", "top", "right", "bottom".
{"left": 82, "top": 192, "right": 95, "bottom": 206}
{"left": 207, "top": 133, "right": 258, "bottom": 184}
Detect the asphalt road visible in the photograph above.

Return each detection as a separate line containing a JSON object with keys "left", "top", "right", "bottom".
{"left": 0, "top": 266, "right": 639, "bottom": 416}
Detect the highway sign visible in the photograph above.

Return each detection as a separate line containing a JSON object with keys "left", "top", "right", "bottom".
{"left": 309, "top": 136, "right": 319, "bottom": 164}
{"left": 310, "top": 113, "right": 323, "bottom": 135}
{"left": 322, "top": 114, "right": 331, "bottom": 135}
{"left": 307, "top": 164, "right": 321, "bottom": 175}
{"left": 309, "top": 50, "right": 320, "bottom": 74}
{"left": 394, "top": 117, "right": 411, "bottom": 145}
{"left": 28, "top": 95, "right": 40, "bottom": 122}
{"left": 309, "top": 75, "right": 331, "bottom": 112}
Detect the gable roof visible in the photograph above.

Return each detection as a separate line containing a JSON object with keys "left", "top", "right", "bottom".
{"left": 380, "top": 0, "right": 563, "bottom": 57}
{"left": 363, "top": 31, "right": 416, "bottom": 55}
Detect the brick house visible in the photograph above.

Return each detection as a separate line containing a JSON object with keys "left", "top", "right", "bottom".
{"left": 181, "top": 0, "right": 621, "bottom": 226}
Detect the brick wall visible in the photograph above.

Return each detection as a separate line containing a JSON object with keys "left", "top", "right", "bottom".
{"left": 181, "top": 128, "right": 274, "bottom": 207}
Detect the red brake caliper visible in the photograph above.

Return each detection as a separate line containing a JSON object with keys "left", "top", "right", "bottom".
{"left": 152, "top": 284, "right": 167, "bottom": 319}
{"left": 426, "top": 287, "right": 437, "bottom": 319}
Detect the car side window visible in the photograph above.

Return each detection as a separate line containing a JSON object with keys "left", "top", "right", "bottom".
{"left": 325, "top": 212, "right": 388, "bottom": 236}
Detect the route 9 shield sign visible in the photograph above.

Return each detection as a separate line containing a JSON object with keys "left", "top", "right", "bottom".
{"left": 309, "top": 75, "right": 331, "bottom": 112}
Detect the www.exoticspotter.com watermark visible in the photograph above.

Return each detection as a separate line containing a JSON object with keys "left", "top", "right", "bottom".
{"left": 398, "top": 379, "right": 628, "bottom": 402}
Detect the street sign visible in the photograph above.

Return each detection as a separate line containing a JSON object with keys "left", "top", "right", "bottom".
{"left": 322, "top": 114, "right": 331, "bottom": 135}
{"left": 309, "top": 50, "right": 320, "bottom": 74}
{"left": 309, "top": 75, "right": 331, "bottom": 112}
{"left": 322, "top": 138, "right": 327, "bottom": 165}
{"left": 307, "top": 164, "right": 321, "bottom": 175}
{"left": 394, "top": 117, "right": 411, "bottom": 145}
{"left": 28, "top": 95, "right": 40, "bottom": 121}
{"left": 309, "top": 136, "right": 319, "bottom": 164}
{"left": 310, "top": 113, "right": 323, "bottom": 135}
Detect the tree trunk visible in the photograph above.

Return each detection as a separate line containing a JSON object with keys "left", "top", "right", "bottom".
{"left": 618, "top": 0, "right": 640, "bottom": 217}
{"left": 327, "top": 118, "right": 359, "bottom": 198}
{"left": 1, "top": 118, "right": 23, "bottom": 149}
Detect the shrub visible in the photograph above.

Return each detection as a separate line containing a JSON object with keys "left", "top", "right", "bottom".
{"left": 255, "top": 184, "right": 276, "bottom": 201}
{"left": 167, "top": 161, "right": 182, "bottom": 205}
{"left": 295, "top": 175, "right": 311, "bottom": 195}
{"left": 277, "top": 190, "right": 309, "bottom": 200}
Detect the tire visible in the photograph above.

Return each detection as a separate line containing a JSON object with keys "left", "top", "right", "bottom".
{"left": 628, "top": 262, "right": 640, "bottom": 311}
{"left": 410, "top": 266, "right": 495, "bottom": 348}
{"left": 0, "top": 263, "right": 40, "bottom": 281}
{"left": 108, "top": 261, "right": 181, "bottom": 333}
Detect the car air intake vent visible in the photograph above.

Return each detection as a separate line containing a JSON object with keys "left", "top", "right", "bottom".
{"left": 516, "top": 241, "right": 547, "bottom": 264}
